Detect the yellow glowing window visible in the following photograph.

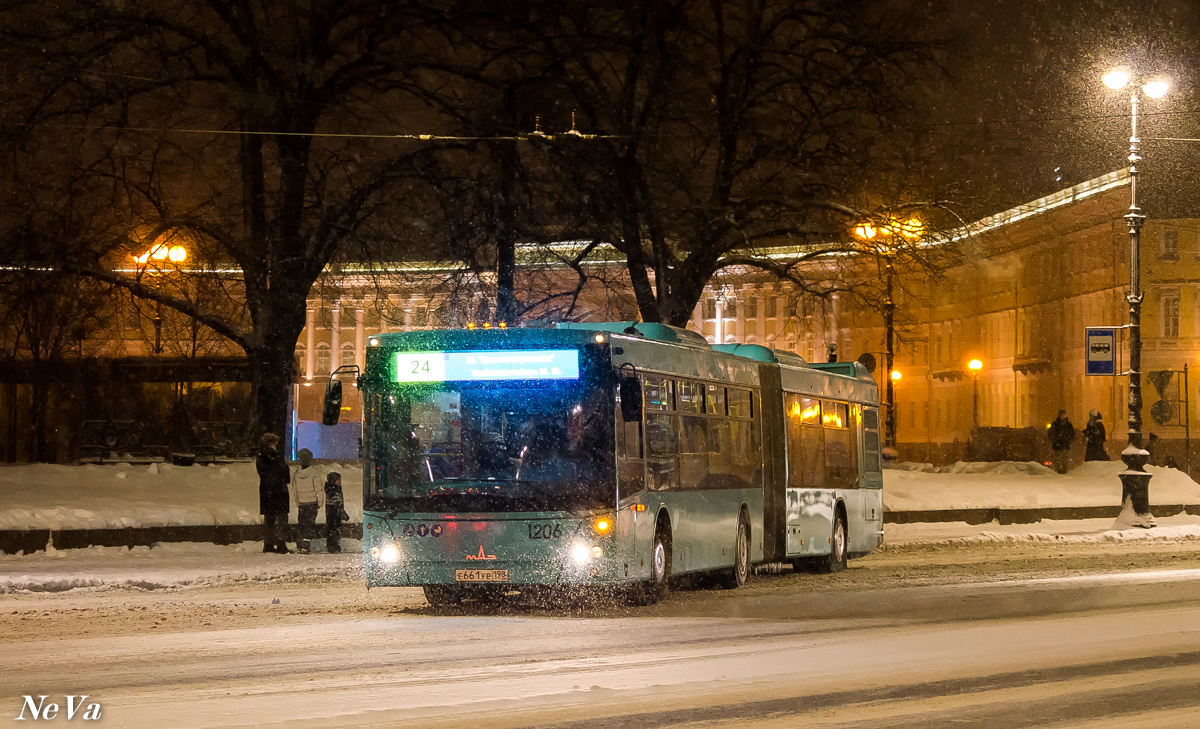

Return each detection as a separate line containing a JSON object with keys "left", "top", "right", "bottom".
{"left": 821, "top": 401, "right": 849, "bottom": 429}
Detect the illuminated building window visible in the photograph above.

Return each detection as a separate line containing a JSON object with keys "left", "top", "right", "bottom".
{"left": 341, "top": 343, "right": 356, "bottom": 366}
{"left": 1162, "top": 290, "right": 1180, "bottom": 338}
{"left": 316, "top": 343, "right": 331, "bottom": 374}
{"left": 1162, "top": 230, "right": 1179, "bottom": 260}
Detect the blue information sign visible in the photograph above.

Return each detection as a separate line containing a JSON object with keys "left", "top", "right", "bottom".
{"left": 394, "top": 349, "right": 580, "bottom": 382}
{"left": 1085, "top": 327, "right": 1117, "bottom": 376}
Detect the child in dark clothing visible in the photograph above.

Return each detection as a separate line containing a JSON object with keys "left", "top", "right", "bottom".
{"left": 324, "top": 472, "right": 348, "bottom": 553}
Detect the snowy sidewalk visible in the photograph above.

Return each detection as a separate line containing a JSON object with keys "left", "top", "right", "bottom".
{"left": 4, "top": 460, "right": 1199, "bottom": 533}
{"left": 0, "top": 541, "right": 364, "bottom": 594}
{"left": 1, "top": 459, "right": 1199, "bottom": 558}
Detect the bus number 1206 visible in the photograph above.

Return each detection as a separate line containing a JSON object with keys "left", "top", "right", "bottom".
{"left": 527, "top": 523, "right": 563, "bottom": 539}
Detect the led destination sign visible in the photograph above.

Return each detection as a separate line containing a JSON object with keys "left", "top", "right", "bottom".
{"left": 394, "top": 350, "right": 580, "bottom": 383}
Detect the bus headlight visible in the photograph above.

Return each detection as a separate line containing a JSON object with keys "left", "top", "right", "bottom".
{"left": 379, "top": 544, "right": 400, "bottom": 563}
{"left": 570, "top": 543, "right": 603, "bottom": 564}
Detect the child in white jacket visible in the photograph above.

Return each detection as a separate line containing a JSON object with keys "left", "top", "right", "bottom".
{"left": 290, "top": 448, "right": 322, "bottom": 553}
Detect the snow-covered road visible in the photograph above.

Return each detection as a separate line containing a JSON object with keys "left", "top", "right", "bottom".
{"left": 4, "top": 539, "right": 1200, "bottom": 727}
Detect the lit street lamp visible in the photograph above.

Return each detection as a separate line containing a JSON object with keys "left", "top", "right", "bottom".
{"left": 1103, "top": 67, "right": 1167, "bottom": 527}
{"left": 968, "top": 359, "right": 983, "bottom": 428}
{"left": 855, "top": 217, "right": 924, "bottom": 453}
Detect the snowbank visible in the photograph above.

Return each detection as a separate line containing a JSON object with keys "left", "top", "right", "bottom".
{"left": 883, "top": 460, "right": 1200, "bottom": 511}
{"left": 0, "top": 459, "right": 1196, "bottom": 532}
{"left": 0, "top": 541, "right": 363, "bottom": 593}
{"left": 0, "top": 461, "right": 363, "bottom": 531}
{"left": 886, "top": 512, "right": 1200, "bottom": 546}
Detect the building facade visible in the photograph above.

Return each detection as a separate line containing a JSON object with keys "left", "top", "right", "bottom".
{"left": 293, "top": 170, "right": 1197, "bottom": 466}
{"left": 5, "top": 170, "right": 1196, "bottom": 467}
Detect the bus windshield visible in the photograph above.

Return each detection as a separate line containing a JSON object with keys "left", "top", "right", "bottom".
{"left": 364, "top": 382, "right": 614, "bottom": 512}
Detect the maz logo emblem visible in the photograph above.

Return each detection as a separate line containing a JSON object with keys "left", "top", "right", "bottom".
{"left": 465, "top": 545, "right": 497, "bottom": 561}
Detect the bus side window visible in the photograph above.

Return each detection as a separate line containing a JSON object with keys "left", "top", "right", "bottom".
{"left": 862, "top": 407, "right": 882, "bottom": 473}
{"left": 727, "top": 388, "right": 760, "bottom": 487}
{"left": 705, "top": 384, "right": 725, "bottom": 415}
{"left": 616, "top": 383, "right": 645, "bottom": 498}
{"left": 823, "top": 400, "right": 857, "bottom": 488}
{"left": 799, "top": 397, "right": 826, "bottom": 488}
{"left": 645, "top": 412, "right": 678, "bottom": 491}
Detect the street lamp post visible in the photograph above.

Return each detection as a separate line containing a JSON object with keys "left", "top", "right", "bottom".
{"left": 883, "top": 251, "right": 896, "bottom": 451}
{"left": 855, "top": 217, "right": 924, "bottom": 454}
{"left": 968, "top": 359, "right": 983, "bottom": 428}
{"left": 1103, "top": 68, "right": 1168, "bottom": 527}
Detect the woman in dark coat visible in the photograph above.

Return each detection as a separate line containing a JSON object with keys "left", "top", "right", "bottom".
{"left": 256, "top": 433, "right": 292, "bottom": 553}
{"left": 1083, "top": 410, "right": 1108, "bottom": 462}
{"left": 323, "top": 471, "right": 348, "bottom": 554}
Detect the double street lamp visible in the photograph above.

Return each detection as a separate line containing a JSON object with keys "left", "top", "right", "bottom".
{"left": 1103, "top": 67, "right": 1168, "bottom": 527}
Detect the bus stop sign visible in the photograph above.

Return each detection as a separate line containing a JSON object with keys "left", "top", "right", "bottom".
{"left": 1085, "top": 327, "right": 1117, "bottom": 376}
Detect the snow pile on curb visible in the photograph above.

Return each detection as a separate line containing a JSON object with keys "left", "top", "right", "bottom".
{"left": 0, "top": 541, "right": 363, "bottom": 593}
{"left": 885, "top": 513, "right": 1200, "bottom": 547}
{"left": 884, "top": 460, "right": 1200, "bottom": 511}
{"left": 0, "top": 462, "right": 363, "bottom": 531}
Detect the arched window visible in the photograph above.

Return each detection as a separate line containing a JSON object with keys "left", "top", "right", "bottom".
{"left": 765, "top": 334, "right": 777, "bottom": 346}
{"left": 316, "top": 343, "right": 331, "bottom": 374}
{"left": 724, "top": 333, "right": 738, "bottom": 344}
{"left": 705, "top": 335, "right": 716, "bottom": 344}
{"left": 803, "top": 333, "right": 815, "bottom": 362}
{"left": 341, "top": 342, "right": 356, "bottom": 366}
{"left": 745, "top": 334, "right": 758, "bottom": 344}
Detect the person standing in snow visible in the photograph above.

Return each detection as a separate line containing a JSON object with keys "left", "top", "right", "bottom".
{"left": 1047, "top": 410, "right": 1075, "bottom": 474}
{"left": 290, "top": 448, "right": 322, "bottom": 554}
{"left": 1083, "top": 410, "right": 1108, "bottom": 462}
{"left": 324, "top": 471, "right": 349, "bottom": 554}
{"left": 256, "top": 433, "right": 292, "bottom": 553}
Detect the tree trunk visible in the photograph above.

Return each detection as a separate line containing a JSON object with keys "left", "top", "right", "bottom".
{"left": 495, "top": 140, "right": 518, "bottom": 324}
{"left": 244, "top": 304, "right": 306, "bottom": 448}
{"left": 29, "top": 379, "right": 50, "bottom": 462}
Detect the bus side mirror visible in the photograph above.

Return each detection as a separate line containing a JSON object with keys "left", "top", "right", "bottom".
{"left": 619, "top": 376, "right": 642, "bottom": 422}
{"left": 322, "top": 379, "right": 343, "bottom": 426}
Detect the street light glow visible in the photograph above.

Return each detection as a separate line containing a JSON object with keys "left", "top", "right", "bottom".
{"left": 1143, "top": 79, "right": 1169, "bottom": 98}
{"left": 968, "top": 359, "right": 983, "bottom": 371}
{"left": 1102, "top": 69, "right": 1131, "bottom": 90}
{"left": 853, "top": 224, "right": 877, "bottom": 240}
{"left": 890, "top": 370, "right": 902, "bottom": 381}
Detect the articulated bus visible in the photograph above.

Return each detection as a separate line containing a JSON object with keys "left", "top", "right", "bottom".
{"left": 323, "top": 321, "right": 882, "bottom": 605}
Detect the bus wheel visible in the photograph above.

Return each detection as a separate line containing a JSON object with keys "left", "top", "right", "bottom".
{"left": 720, "top": 514, "right": 750, "bottom": 589}
{"left": 817, "top": 513, "right": 847, "bottom": 574}
{"left": 423, "top": 585, "right": 464, "bottom": 607}
{"left": 651, "top": 530, "right": 672, "bottom": 598}
{"left": 625, "top": 531, "right": 670, "bottom": 606}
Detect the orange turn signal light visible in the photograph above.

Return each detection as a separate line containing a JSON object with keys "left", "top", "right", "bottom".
{"left": 629, "top": 504, "right": 646, "bottom": 512}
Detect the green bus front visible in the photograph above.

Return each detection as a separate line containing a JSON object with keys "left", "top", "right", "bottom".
{"left": 360, "top": 330, "right": 633, "bottom": 591}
